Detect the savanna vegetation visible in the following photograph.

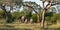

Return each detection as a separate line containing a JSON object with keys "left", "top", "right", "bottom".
{"left": 0, "top": 0, "right": 60, "bottom": 30}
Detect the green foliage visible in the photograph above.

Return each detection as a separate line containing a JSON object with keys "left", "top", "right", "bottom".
{"left": 6, "top": 12, "right": 15, "bottom": 23}
{"left": 14, "top": 0, "right": 22, "bottom": 5}
{"left": 45, "top": 12, "right": 60, "bottom": 24}
{"left": 26, "top": 11, "right": 32, "bottom": 19}
{"left": 32, "top": 14, "right": 38, "bottom": 23}
{"left": 12, "top": 11, "right": 21, "bottom": 19}
{"left": 56, "top": 14, "right": 60, "bottom": 20}
{"left": 0, "top": 10, "right": 4, "bottom": 18}
{"left": 0, "top": 10, "right": 4, "bottom": 15}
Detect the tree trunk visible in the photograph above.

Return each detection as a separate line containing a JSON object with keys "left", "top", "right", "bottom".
{"left": 37, "top": 14, "right": 40, "bottom": 23}
{"left": 41, "top": 10, "right": 46, "bottom": 28}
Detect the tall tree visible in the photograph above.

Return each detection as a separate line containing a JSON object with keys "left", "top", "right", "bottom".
{"left": 40, "top": 0, "right": 57, "bottom": 29}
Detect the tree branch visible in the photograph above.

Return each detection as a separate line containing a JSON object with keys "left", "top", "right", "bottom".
{"left": 23, "top": 4, "right": 39, "bottom": 15}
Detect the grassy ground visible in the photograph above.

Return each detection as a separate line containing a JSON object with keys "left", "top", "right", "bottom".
{"left": 0, "top": 23, "right": 40, "bottom": 30}
{"left": 0, "top": 23, "right": 60, "bottom": 30}
{"left": 0, "top": 19, "right": 60, "bottom": 30}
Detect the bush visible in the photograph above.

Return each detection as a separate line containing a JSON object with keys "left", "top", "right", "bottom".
{"left": 12, "top": 12, "right": 21, "bottom": 19}
{"left": 45, "top": 13, "right": 60, "bottom": 24}
{"left": 0, "top": 10, "right": 4, "bottom": 18}
{"left": 32, "top": 14, "right": 38, "bottom": 23}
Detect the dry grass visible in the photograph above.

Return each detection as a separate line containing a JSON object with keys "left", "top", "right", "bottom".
{"left": 49, "top": 22, "right": 60, "bottom": 28}
{"left": 0, "top": 19, "right": 60, "bottom": 30}
{"left": 0, "top": 22, "right": 60, "bottom": 30}
{"left": 0, "top": 23, "right": 40, "bottom": 30}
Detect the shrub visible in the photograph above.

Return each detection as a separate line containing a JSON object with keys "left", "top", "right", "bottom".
{"left": 45, "top": 13, "right": 60, "bottom": 24}
{"left": 0, "top": 10, "right": 4, "bottom": 18}
{"left": 32, "top": 14, "right": 38, "bottom": 23}
{"left": 12, "top": 12, "right": 21, "bottom": 19}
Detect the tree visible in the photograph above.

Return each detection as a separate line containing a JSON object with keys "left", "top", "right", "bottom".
{"left": 23, "top": 1, "right": 41, "bottom": 23}
{"left": 40, "top": 0, "right": 57, "bottom": 29}
{"left": 0, "top": 0, "right": 23, "bottom": 23}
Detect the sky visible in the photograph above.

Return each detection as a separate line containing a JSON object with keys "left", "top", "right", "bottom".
{"left": 23, "top": 0, "right": 40, "bottom": 5}
{"left": 20, "top": 0, "right": 46, "bottom": 11}
{"left": 19, "top": 0, "right": 41, "bottom": 14}
{"left": 23, "top": 0, "right": 48, "bottom": 8}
